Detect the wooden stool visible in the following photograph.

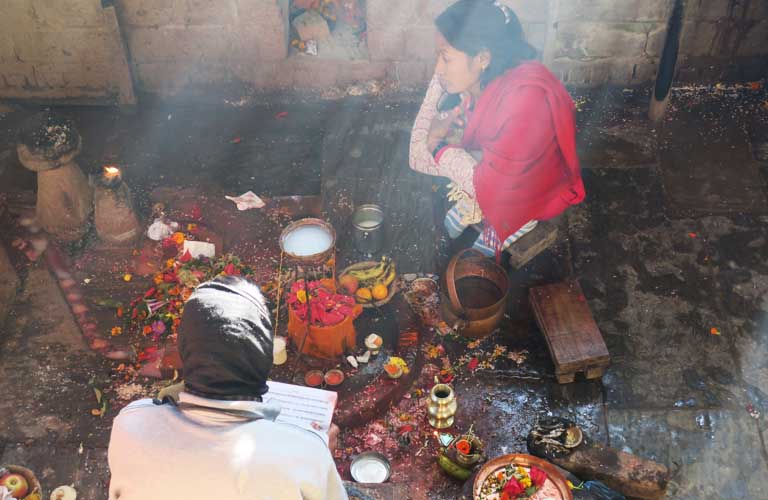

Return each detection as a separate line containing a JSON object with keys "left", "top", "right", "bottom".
{"left": 529, "top": 280, "right": 610, "bottom": 384}
{"left": 508, "top": 220, "right": 559, "bottom": 269}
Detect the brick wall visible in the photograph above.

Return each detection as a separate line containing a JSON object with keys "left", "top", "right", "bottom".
{"left": 0, "top": 0, "right": 127, "bottom": 100}
{"left": 0, "top": 0, "right": 766, "bottom": 100}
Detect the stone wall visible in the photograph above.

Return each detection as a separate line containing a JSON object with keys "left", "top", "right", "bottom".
{"left": 0, "top": 0, "right": 766, "bottom": 100}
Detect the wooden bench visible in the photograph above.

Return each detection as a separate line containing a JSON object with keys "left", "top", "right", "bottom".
{"left": 529, "top": 280, "right": 610, "bottom": 384}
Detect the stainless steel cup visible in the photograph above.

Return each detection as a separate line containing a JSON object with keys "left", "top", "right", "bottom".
{"left": 352, "top": 204, "right": 384, "bottom": 255}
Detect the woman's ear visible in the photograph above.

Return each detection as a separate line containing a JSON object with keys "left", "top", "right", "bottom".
{"left": 475, "top": 49, "right": 492, "bottom": 72}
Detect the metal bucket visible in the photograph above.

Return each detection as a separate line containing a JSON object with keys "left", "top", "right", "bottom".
{"left": 440, "top": 249, "right": 509, "bottom": 339}
{"left": 352, "top": 204, "right": 384, "bottom": 255}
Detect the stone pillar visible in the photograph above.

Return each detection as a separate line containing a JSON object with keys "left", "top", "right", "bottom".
{"left": 16, "top": 113, "right": 92, "bottom": 242}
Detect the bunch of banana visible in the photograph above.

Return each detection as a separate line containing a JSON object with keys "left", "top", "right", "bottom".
{"left": 347, "top": 256, "right": 397, "bottom": 289}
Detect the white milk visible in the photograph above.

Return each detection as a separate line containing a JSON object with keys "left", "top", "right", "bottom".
{"left": 283, "top": 225, "right": 332, "bottom": 256}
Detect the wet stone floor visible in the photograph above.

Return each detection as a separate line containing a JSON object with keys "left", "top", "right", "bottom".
{"left": 1, "top": 84, "right": 768, "bottom": 499}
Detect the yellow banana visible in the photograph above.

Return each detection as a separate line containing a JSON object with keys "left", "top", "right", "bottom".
{"left": 375, "top": 263, "right": 396, "bottom": 287}
{"left": 360, "top": 262, "right": 391, "bottom": 288}
{"left": 348, "top": 256, "right": 389, "bottom": 281}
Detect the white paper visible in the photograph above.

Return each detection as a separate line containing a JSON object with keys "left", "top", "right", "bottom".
{"left": 146, "top": 218, "right": 179, "bottom": 241}
{"left": 264, "top": 380, "right": 337, "bottom": 445}
{"left": 225, "top": 191, "right": 265, "bottom": 211}
{"left": 182, "top": 240, "right": 216, "bottom": 259}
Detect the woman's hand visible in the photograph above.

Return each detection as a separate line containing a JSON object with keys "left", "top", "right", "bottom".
{"left": 427, "top": 94, "right": 468, "bottom": 152}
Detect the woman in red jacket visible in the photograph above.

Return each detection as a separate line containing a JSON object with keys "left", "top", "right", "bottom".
{"left": 409, "top": 0, "right": 585, "bottom": 258}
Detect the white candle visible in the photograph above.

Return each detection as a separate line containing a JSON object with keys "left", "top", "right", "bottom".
{"left": 273, "top": 336, "right": 287, "bottom": 365}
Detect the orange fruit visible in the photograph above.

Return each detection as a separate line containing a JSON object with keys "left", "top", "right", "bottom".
{"left": 339, "top": 274, "right": 359, "bottom": 294}
{"left": 384, "top": 363, "right": 403, "bottom": 378}
{"left": 372, "top": 284, "right": 388, "bottom": 300}
{"left": 355, "top": 288, "right": 372, "bottom": 302}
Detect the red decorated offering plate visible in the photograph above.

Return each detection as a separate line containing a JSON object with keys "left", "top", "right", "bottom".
{"left": 473, "top": 454, "right": 572, "bottom": 500}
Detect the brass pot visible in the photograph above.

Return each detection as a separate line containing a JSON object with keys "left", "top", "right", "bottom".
{"left": 428, "top": 384, "right": 458, "bottom": 429}
{"left": 451, "top": 434, "right": 485, "bottom": 468}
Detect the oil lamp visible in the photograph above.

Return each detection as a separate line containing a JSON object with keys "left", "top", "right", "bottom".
{"left": 101, "top": 165, "right": 122, "bottom": 187}
{"left": 93, "top": 164, "right": 140, "bottom": 245}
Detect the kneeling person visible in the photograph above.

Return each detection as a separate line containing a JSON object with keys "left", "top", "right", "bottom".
{"left": 108, "top": 276, "right": 348, "bottom": 500}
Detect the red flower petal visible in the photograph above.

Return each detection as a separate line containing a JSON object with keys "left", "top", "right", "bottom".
{"left": 467, "top": 357, "right": 479, "bottom": 371}
{"left": 529, "top": 466, "right": 547, "bottom": 488}
{"left": 502, "top": 477, "right": 525, "bottom": 496}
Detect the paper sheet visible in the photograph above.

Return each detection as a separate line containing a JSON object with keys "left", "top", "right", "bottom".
{"left": 182, "top": 240, "right": 216, "bottom": 259}
{"left": 225, "top": 191, "right": 265, "bottom": 211}
{"left": 264, "top": 381, "right": 337, "bottom": 445}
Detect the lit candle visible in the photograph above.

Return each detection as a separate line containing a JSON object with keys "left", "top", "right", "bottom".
{"left": 273, "top": 336, "right": 287, "bottom": 365}
{"left": 102, "top": 165, "right": 122, "bottom": 187}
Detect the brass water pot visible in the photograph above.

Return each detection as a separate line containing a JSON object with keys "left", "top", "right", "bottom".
{"left": 428, "top": 384, "right": 458, "bottom": 429}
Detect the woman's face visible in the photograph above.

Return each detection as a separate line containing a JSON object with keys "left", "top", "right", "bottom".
{"left": 435, "top": 32, "right": 487, "bottom": 94}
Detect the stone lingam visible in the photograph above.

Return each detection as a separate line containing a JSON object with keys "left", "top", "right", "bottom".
{"left": 94, "top": 165, "right": 140, "bottom": 245}
{"left": 16, "top": 112, "right": 92, "bottom": 242}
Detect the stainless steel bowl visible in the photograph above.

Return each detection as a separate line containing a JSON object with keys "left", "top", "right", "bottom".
{"left": 350, "top": 451, "right": 391, "bottom": 483}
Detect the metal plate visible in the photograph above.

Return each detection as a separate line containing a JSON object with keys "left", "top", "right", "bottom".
{"left": 350, "top": 452, "right": 391, "bottom": 483}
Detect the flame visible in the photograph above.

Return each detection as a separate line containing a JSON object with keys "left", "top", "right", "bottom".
{"left": 103, "top": 166, "right": 120, "bottom": 177}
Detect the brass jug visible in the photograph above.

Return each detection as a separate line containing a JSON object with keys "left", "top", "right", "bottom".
{"left": 428, "top": 384, "right": 458, "bottom": 429}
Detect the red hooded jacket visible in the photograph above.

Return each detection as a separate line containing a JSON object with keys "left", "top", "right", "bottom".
{"left": 463, "top": 61, "right": 585, "bottom": 244}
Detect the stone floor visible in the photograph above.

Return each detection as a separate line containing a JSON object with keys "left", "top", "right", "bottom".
{"left": 1, "top": 82, "right": 768, "bottom": 499}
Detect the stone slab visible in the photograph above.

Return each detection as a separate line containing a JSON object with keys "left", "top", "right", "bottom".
{"left": 607, "top": 410, "right": 768, "bottom": 499}
{"left": 660, "top": 104, "right": 768, "bottom": 216}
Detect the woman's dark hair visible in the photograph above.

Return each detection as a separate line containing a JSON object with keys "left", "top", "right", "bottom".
{"left": 436, "top": 0, "right": 537, "bottom": 87}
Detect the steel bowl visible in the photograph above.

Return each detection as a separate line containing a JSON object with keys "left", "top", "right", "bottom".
{"left": 350, "top": 451, "right": 391, "bottom": 483}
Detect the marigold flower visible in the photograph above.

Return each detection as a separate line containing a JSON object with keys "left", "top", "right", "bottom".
{"left": 111, "top": 326, "right": 122, "bottom": 336}
{"left": 455, "top": 439, "right": 472, "bottom": 455}
{"left": 122, "top": 273, "right": 132, "bottom": 282}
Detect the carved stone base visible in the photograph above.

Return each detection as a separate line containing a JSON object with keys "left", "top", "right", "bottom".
{"left": 94, "top": 184, "right": 140, "bottom": 245}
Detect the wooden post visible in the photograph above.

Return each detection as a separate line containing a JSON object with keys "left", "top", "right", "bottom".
{"left": 649, "top": 0, "right": 685, "bottom": 124}
{"left": 102, "top": 0, "right": 137, "bottom": 106}
{"left": 553, "top": 441, "right": 669, "bottom": 499}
